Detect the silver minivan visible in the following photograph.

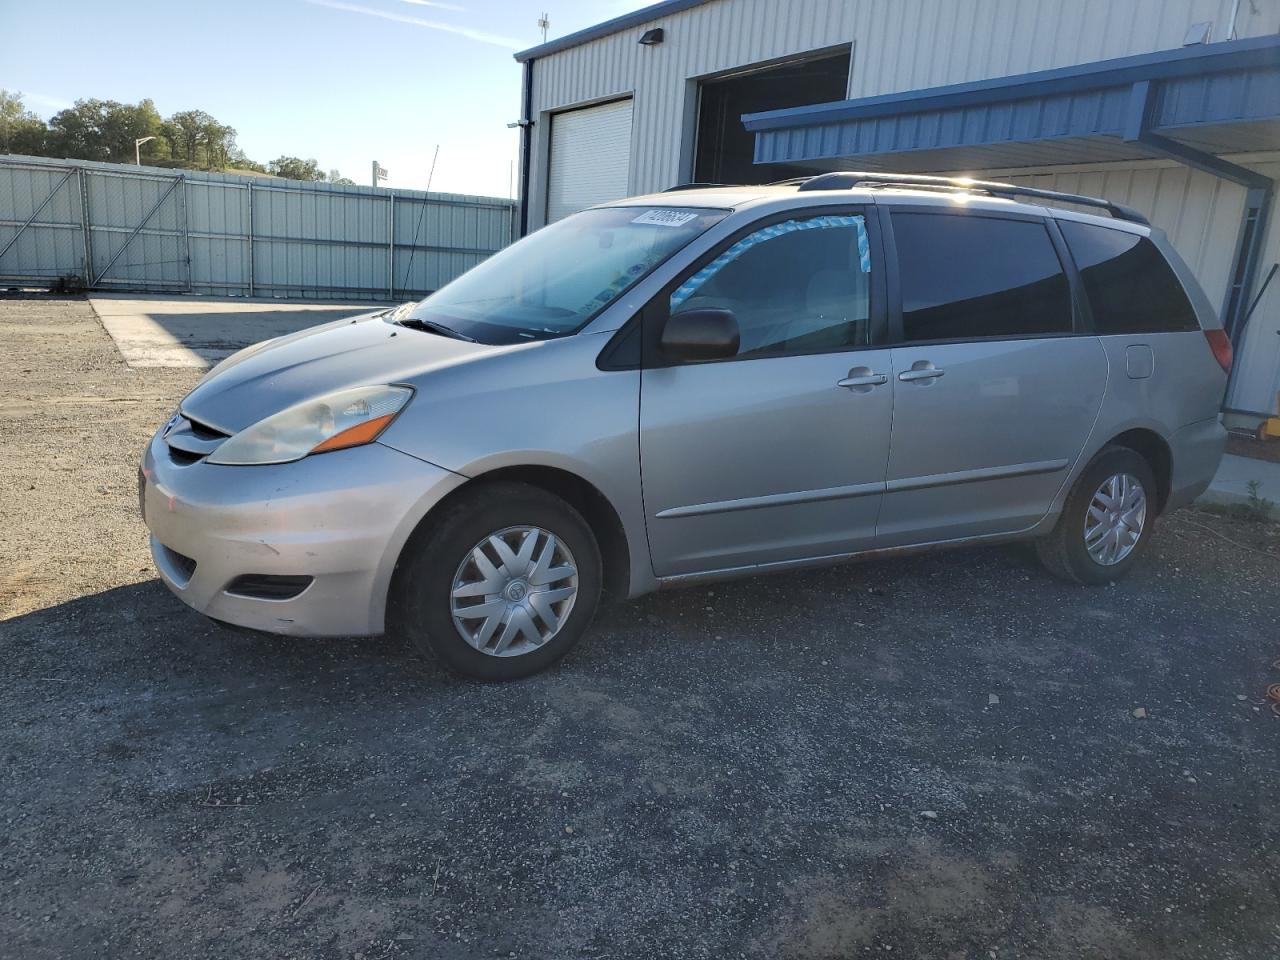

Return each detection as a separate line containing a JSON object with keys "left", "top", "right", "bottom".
{"left": 140, "top": 173, "right": 1231, "bottom": 680}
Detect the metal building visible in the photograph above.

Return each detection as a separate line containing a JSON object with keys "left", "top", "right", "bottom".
{"left": 512, "top": 0, "right": 1280, "bottom": 427}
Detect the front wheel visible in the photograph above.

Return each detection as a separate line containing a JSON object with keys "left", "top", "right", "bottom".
{"left": 1036, "top": 446, "right": 1158, "bottom": 585}
{"left": 392, "top": 482, "right": 602, "bottom": 681}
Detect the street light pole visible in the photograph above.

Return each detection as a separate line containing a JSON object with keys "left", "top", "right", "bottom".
{"left": 135, "top": 136, "right": 156, "bottom": 166}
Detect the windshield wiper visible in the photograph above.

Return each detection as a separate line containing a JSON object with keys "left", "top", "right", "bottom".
{"left": 397, "top": 317, "right": 477, "bottom": 342}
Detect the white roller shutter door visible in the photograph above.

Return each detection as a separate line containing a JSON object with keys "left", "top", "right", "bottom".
{"left": 546, "top": 98, "right": 633, "bottom": 223}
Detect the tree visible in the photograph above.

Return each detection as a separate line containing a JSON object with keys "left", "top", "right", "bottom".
{"left": 269, "top": 156, "right": 326, "bottom": 181}
{"left": 227, "top": 146, "right": 266, "bottom": 173}
{"left": 1, "top": 91, "right": 344, "bottom": 181}
{"left": 47, "top": 100, "right": 111, "bottom": 160}
{"left": 101, "top": 98, "right": 163, "bottom": 162}
{"left": 0, "top": 90, "right": 48, "bottom": 155}
{"left": 164, "top": 109, "right": 215, "bottom": 165}
{"left": 46, "top": 98, "right": 163, "bottom": 163}
{"left": 327, "top": 169, "right": 355, "bottom": 185}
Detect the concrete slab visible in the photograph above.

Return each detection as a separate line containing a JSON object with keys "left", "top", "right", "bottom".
{"left": 1199, "top": 452, "right": 1280, "bottom": 511}
{"left": 89, "top": 294, "right": 388, "bottom": 368}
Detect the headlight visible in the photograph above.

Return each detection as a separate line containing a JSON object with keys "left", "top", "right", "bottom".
{"left": 207, "top": 385, "right": 413, "bottom": 466}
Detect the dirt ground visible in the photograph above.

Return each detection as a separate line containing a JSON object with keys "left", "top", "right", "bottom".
{"left": 2, "top": 296, "right": 1279, "bottom": 959}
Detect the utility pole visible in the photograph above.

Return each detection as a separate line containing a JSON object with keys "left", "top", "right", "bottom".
{"left": 134, "top": 136, "right": 156, "bottom": 166}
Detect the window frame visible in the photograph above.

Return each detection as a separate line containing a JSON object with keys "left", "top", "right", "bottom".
{"left": 878, "top": 204, "right": 1089, "bottom": 347}
{"left": 636, "top": 204, "right": 889, "bottom": 370}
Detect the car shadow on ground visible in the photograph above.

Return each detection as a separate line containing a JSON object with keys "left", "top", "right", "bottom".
{"left": 88, "top": 295, "right": 389, "bottom": 368}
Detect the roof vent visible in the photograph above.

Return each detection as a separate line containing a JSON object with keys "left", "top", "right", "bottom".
{"left": 1183, "top": 21, "right": 1213, "bottom": 45}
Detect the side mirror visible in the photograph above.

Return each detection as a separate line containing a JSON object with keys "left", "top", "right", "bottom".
{"left": 661, "top": 308, "right": 740, "bottom": 362}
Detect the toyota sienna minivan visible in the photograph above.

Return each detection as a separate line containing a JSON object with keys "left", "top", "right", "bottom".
{"left": 140, "top": 173, "right": 1230, "bottom": 680}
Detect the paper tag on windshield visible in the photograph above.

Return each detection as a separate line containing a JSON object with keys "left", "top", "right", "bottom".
{"left": 632, "top": 209, "right": 699, "bottom": 227}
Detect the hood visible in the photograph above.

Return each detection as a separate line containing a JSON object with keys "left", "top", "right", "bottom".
{"left": 181, "top": 312, "right": 501, "bottom": 434}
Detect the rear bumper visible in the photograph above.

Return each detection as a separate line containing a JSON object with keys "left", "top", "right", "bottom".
{"left": 141, "top": 430, "right": 466, "bottom": 637}
{"left": 1166, "top": 416, "right": 1227, "bottom": 511}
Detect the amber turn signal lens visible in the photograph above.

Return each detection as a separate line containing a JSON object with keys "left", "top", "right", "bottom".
{"left": 310, "top": 413, "right": 396, "bottom": 454}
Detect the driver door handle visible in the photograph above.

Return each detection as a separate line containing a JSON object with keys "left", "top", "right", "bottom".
{"left": 837, "top": 369, "right": 888, "bottom": 389}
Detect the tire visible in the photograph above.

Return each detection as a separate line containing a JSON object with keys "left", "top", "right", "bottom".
{"left": 391, "top": 481, "right": 602, "bottom": 681}
{"left": 1035, "top": 446, "right": 1159, "bottom": 585}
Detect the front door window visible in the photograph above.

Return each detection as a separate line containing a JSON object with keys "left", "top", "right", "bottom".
{"left": 668, "top": 214, "right": 874, "bottom": 358}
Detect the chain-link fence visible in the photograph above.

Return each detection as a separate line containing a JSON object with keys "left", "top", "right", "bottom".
{"left": 0, "top": 155, "right": 516, "bottom": 301}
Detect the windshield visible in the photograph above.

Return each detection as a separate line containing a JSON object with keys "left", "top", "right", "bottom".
{"left": 402, "top": 205, "right": 728, "bottom": 344}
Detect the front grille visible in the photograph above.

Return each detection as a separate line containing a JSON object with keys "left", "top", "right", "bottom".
{"left": 167, "top": 447, "right": 203, "bottom": 466}
{"left": 165, "top": 413, "right": 231, "bottom": 465}
{"left": 186, "top": 416, "right": 228, "bottom": 442}
{"left": 225, "top": 574, "right": 314, "bottom": 601}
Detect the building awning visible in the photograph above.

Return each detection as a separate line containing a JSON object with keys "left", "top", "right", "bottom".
{"left": 743, "top": 35, "right": 1280, "bottom": 174}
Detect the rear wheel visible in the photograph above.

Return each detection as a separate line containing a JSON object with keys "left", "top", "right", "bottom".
{"left": 392, "top": 482, "right": 602, "bottom": 681}
{"left": 1036, "top": 446, "right": 1158, "bottom": 585}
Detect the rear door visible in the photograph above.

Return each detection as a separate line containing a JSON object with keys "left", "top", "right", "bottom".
{"left": 639, "top": 208, "right": 894, "bottom": 577}
{"left": 1058, "top": 220, "right": 1225, "bottom": 426}
{"left": 877, "top": 207, "right": 1107, "bottom": 546}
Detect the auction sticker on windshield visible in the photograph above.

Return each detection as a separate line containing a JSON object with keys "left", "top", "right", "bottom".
{"left": 632, "top": 209, "right": 701, "bottom": 227}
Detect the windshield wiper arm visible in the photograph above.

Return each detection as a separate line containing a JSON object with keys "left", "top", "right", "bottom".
{"left": 398, "top": 317, "right": 477, "bottom": 342}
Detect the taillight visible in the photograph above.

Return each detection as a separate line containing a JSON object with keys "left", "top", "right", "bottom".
{"left": 1204, "top": 329, "right": 1233, "bottom": 374}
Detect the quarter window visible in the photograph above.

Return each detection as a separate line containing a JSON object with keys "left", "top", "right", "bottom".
{"left": 892, "top": 213, "right": 1073, "bottom": 342}
{"left": 669, "top": 214, "right": 874, "bottom": 358}
{"left": 1059, "top": 221, "right": 1199, "bottom": 334}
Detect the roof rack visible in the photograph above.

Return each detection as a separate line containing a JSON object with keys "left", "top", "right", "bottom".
{"left": 794, "top": 171, "right": 1150, "bottom": 225}
{"left": 662, "top": 182, "right": 730, "bottom": 192}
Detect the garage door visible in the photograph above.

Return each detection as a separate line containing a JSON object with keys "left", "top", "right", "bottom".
{"left": 546, "top": 98, "right": 633, "bottom": 223}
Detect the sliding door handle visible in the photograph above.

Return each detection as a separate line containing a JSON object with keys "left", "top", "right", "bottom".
{"left": 899, "top": 361, "right": 945, "bottom": 383}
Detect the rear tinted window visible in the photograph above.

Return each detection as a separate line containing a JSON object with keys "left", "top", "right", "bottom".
{"left": 1059, "top": 221, "right": 1198, "bottom": 334}
{"left": 893, "top": 213, "right": 1073, "bottom": 342}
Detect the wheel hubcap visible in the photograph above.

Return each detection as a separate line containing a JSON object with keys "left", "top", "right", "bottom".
{"left": 450, "top": 525, "right": 579, "bottom": 657}
{"left": 1083, "top": 472, "right": 1147, "bottom": 566}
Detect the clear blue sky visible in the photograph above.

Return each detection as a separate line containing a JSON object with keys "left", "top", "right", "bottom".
{"left": 0, "top": 0, "right": 649, "bottom": 197}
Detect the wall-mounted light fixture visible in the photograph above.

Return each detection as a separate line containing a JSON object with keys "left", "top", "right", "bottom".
{"left": 638, "top": 28, "right": 664, "bottom": 46}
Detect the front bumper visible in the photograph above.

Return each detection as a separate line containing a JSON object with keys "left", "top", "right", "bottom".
{"left": 140, "top": 430, "right": 465, "bottom": 637}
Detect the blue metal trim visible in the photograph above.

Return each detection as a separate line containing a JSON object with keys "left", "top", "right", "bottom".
{"left": 1139, "top": 132, "right": 1273, "bottom": 188}
{"left": 1122, "top": 74, "right": 1272, "bottom": 189}
{"left": 1221, "top": 185, "right": 1273, "bottom": 348}
{"left": 742, "top": 34, "right": 1280, "bottom": 132}
{"left": 514, "top": 0, "right": 716, "bottom": 62}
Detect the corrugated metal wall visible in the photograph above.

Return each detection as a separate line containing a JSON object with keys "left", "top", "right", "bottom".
{"left": 524, "top": 0, "right": 1279, "bottom": 226}
{"left": 0, "top": 155, "right": 516, "bottom": 301}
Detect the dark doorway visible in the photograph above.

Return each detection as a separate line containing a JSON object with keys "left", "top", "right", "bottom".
{"left": 694, "top": 48, "right": 851, "bottom": 185}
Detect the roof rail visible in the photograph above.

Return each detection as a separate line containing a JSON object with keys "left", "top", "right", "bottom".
{"left": 662, "top": 182, "right": 730, "bottom": 192}
{"left": 795, "top": 171, "right": 1150, "bottom": 225}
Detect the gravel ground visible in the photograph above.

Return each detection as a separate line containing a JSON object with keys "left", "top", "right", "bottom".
{"left": 2, "top": 296, "right": 1278, "bottom": 959}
